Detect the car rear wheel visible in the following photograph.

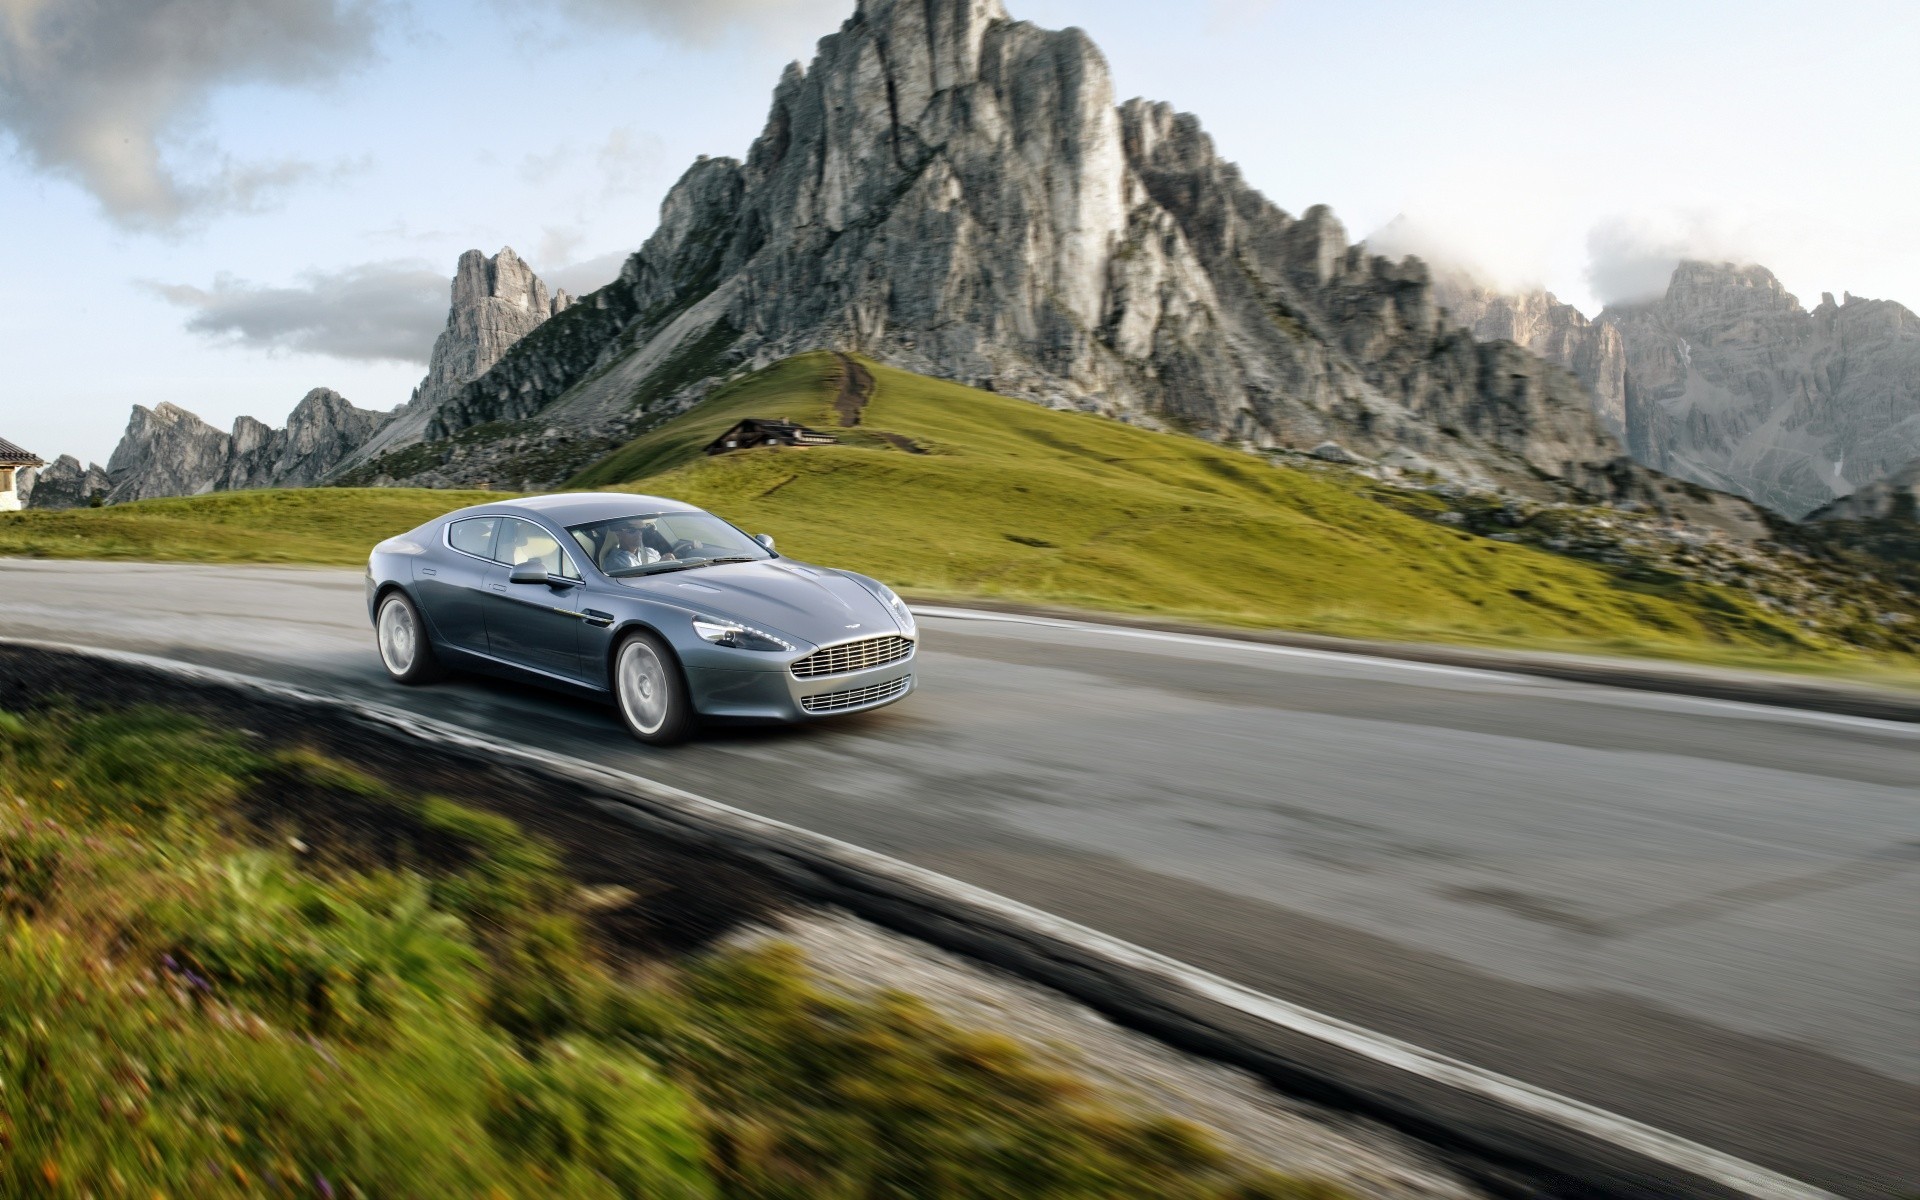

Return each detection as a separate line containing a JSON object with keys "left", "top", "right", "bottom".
{"left": 376, "top": 591, "right": 445, "bottom": 685}
{"left": 614, "top": 631, "right": 693, "bottom": 745}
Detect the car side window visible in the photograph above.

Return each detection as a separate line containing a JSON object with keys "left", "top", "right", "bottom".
{"left": 447, "top": 517, "right": 499, "bottom": 559}
{"left": 497, "top": 517, "right": 579, "bottom": 579}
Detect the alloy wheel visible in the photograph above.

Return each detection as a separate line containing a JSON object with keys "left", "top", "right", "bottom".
{"left": 378, "top": 596, "right": 418, "bottom": 676}
{"left": 617, "top": 638, "right": 670, "bottom": 735}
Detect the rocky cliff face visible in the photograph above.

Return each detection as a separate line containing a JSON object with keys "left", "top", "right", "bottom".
{"left": 21, "top": 455, "right": 110, "bottom": 509}
{"left": 1432, "top": 280, "right": 1629, "bottom": 443}
{"left": 1598, "top": 263, "right": 1920, "bottom": 518}
{"left": 333, "top": 247, "right": 570, "bottom": 474}
{"left": 102, "top": 390, "right": 392, "bottom": 503}
{"left": 396, "top": 0, "right": 1626, "bottom": 496}
{"left": 220, "top": 388, "right": 391, "bottom": 490}
{"left": 1807, "top": 459, "right": 1920, "bottom": 523}
{"left": 105, "top": 403, "right": 234, "bottom": 502}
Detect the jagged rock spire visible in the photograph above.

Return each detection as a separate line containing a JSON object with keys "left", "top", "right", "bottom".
{"left": 413, "top": 0, "right": 1632, "bottom": 496}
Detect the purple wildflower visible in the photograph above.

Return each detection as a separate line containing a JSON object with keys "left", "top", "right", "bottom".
{"left": 316, "top": 1173, "right": 335, "bottom": 1199}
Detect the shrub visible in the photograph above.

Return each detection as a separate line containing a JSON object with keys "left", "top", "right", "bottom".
{"left": 139, "top": 853, "right": 476, "bottom": 1040}
{"left": 0, "top": 817, "right": 63, "bottom": 916}
{"left": 485, "top": 1042, "right": 715, "bottom": 1199}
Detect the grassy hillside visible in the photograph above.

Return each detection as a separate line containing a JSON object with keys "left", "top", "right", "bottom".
{"left": 3, "top": 353, "right": 1907, "bottom": 675}
{"left": 0, "top": 488, "right": 501, "bottom": 565}
{"left": 569, "top": 352, "right": 1882, "bottom": 670}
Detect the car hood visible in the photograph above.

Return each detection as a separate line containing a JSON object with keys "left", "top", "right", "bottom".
{"left": 619, "top": 559, "right": 902, "bottom": 648}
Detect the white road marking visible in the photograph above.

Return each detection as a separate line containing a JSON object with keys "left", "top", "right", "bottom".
{"left": 914, "top": 606, "right": 1920, "bottom": 738}
{"left": 0, "top": 634, "right": 1841, "bottom": 1200}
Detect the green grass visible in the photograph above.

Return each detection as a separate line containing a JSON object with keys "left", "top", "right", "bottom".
{"left": 0, "top": 703, "right": 1346, "bottom": 1199}
{"left": 570, "top": 352, "right": 1901, "bottom": 673}
{"left": 7, "top": 352, "right": 1914, "bottom": 678}
{"left": 0, "top": 487, "right": 503, "bottom": 565}
{"left": 567, "top": 353, "right": 842, "bottom": 489}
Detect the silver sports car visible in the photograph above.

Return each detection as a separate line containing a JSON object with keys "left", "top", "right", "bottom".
{"left": 365, "top": 493, "right": 917, "bottom": 743}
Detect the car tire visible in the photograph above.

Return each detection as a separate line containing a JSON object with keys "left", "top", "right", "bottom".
{"left": 375, "top": 591, "right": 445, "bottom": 685}
{"left": 613, "top": 631, "right": 694, "bottom": 745}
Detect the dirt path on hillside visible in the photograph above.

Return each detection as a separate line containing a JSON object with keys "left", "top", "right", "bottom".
{"left": 833, "top": 351, "right": 875, "bottom": 427}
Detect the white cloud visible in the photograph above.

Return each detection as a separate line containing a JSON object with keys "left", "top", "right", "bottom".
{"left": 150, "top": 259, "right": 448, "bottom": 363}
{"left": 548, "top": 249, "right": 630, "bottom": 298}
{"left": 547, "top": 0, "right": 850, "bottom": 45}
{"left": 0, "top": 0, "right": 382, "bottom": 229}
{"left": 1583, "top": 212, "right": 1764, "bottom": 308}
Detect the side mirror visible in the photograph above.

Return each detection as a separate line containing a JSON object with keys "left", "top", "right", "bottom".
{"left": 753, "top": 533, "right": 776, "bottom": 552}
{"left": 508, "top": 561, "right": 550, "bottom": 585}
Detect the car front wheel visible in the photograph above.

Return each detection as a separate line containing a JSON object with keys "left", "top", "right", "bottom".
{"left": 613, "top": 631, "right": 693, "bottom": 745}
{"left": 375, "top": 591, "right": 444, "bottom": 685}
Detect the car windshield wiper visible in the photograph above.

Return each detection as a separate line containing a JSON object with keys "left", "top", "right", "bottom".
{"left": 609, "top": 555, "right": 758, "bottom": 579}
{"left": 678, "top": 556, "right": 758, "bottom": 570}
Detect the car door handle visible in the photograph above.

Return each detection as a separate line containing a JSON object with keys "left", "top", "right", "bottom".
{"left": 491, "top": 584, "right": 506, "bottom": 593}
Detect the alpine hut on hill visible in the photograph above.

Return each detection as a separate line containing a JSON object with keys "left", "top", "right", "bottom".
{"left": 704, "top": 418, "right": 838, "bottom": 456}
{"left": 0, "top": 437, "right": 44, "bottom": 512}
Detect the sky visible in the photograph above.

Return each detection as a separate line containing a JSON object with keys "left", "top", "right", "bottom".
{"left": 1, "top": 0, "right": 1915, "bottom": 466}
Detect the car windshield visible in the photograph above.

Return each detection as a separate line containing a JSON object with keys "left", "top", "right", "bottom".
{"left": 568, "top": 511, "right": 770, "bottom": 577}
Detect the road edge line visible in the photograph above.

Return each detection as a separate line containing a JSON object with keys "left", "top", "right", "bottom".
{"left": 0, "top": 636, "right": 1839, "bottom": 1200}
{"left": 911, "top": 603, "right": 1920, "bottom": 726}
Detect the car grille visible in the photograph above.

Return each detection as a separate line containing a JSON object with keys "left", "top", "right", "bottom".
{"left": 791, "top": 634, "right": 914, "bottom": 679}
{"left": 800, "top": 675, "right": 911, "bottom": 714}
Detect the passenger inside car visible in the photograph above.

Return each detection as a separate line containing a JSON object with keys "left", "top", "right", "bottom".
{"left": 505, "top": 522, "right": 568, "bottom": 576}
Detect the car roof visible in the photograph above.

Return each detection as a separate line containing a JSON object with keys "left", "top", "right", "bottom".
{"left": 482, "top": 492, "right": 704, "bottom": 527}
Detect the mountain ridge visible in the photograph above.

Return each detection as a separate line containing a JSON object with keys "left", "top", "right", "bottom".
{"left": 94, "top": 388, "right": 390, "bottom": 505}
{"left": 1599, "top": 262, "right": 1920, "bottom": 517}
{"left": 354, "top": 0, "right": 1636, "bottom": 504}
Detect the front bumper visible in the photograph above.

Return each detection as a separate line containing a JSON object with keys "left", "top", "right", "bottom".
{"left": 687, "top": 643, "right": 917, "bottom": 722}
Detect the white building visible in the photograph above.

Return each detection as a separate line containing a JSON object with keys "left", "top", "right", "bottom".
{"left": 0, "top": 438, "right": 44, "bottom": 512}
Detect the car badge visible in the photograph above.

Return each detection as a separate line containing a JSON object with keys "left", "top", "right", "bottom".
{"left": 845, "top": 623, "right": 862, "bottom": 629}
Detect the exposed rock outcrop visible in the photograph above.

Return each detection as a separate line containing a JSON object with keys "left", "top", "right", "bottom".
{"left": 103, "top": 390, "right": 392, "bottom": 503}
{"left": 220, "top": 388, "right": 391, "bottom": 490}
{"left": 1599, "top": 263, "right": 1920, "bottom": 518}
{"left": 1432, "top": 280, "right": 1629, "bottom": 442}
{"left": 22, "top": 455, "right": 110, "bottom": 509}
{"left": 105, "top": 403, "right": 234, "bottom": 502}
{"left": 332, "top": 247, "right": 570, "bottom": 475}
{"left": 1807, "top": 458, "right": 1920, "bottom": 524}
{"left": 389, "top": 0, "right": 1629, "bottom": 497}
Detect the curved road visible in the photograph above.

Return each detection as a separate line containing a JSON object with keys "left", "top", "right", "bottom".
{"left": 1, "top": 559, "right": 1914, "bottom": 1196}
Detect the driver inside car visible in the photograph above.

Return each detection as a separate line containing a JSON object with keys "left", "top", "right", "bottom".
{"left": 602, "top": 521, "right": 673, "bottom": 573}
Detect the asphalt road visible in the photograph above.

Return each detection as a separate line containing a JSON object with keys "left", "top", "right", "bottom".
{"left": 1, "top": 558, "right": 1914, "bottom": 1197}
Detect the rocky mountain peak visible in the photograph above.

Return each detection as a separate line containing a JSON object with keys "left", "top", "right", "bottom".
{"left": 1425, "top": 275, "right": 1629, "bottom": 443}
{"left": 1661, "top": 260, "right": 1799, "bottom": 316}
{"left": 452, "top": 245, "right": 558, "bottom": 317}
{"left": 851, "top": 0, "right": 1011, "bottom": 92}
{"left": 1598, "top": 261, "right": 1920, "bottom": 516}
{"left": 92, "top": 388, "right": 391, "bottom": 504}
{"left": 20, "top": 454, "right": 110, "bottom": 510}
{"left": 328, "top": 246, "right": 568, "bottom": 475}
{"left": 382, "top": 0, "right": 1645, "bottom": 500}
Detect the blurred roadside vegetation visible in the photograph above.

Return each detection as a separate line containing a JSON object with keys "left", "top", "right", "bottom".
{"left": 0, "top": 704, "right": 1344, "bottom": 1198}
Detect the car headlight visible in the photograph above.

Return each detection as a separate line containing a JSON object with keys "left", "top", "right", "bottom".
{"left": 692, "top": 616, "right": 795, "bottom": 652}
{"left": 874, "top": 583, "right": 916, "bottom": 633}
